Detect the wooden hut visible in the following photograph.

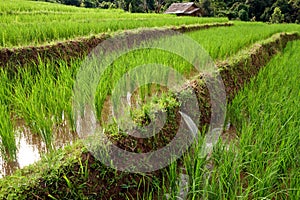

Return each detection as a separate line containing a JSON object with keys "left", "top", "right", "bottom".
{"left": 164, "top": 2, "right": 202, "bottom": 17}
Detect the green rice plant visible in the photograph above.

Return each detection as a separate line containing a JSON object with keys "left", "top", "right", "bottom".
{"left": 186, "top": 21, "right": 300, "bottom": 59}
{"left": 0, "top": 8, "right": 300, "bottom": 196}
{"left": 221, "top": 40, "right": 300, "bottom": 199}
{"left": 94, "top": 48, "right": 194, "bottom": 120}
{"left": 91, "top": 25, "right": 300, "bottom": 122}
{"left": 163, "top": 40, "right": 300, "bottom": 200}
{"left": 0, "top": 70, "right": 16, "bottom": 160}
{"left": 0, "top": 104, "right": 16, "bottom": 160}
{"left": 11, "top": 59, "right": 79, "bottom": 149}
{"left": 87, "top": 22, "right": 300, "bottom": 122}
{"left": 0, "top": 0, "right": 228, "bottom": 47}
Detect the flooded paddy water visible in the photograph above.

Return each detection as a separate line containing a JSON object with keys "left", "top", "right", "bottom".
{"left": 0, "top": 119, "right": 77, "bottom": 177}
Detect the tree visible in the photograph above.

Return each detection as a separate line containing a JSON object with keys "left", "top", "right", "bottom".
{"left": 270, "top": 0, "right": 292, "bottom": 22}
{"left": 238, "top": 9, "right": 249, "bottom": 21}
{"left": 84, "top": 0, "right": 97, "bottom": 7}
{"left": 246, "top": 0, "right": 272, "bottom": 21}
{"left": 62, "top": 0, "right": 82, "bottom": 6}
{"left": 154, "top": 0, "right": 164, "bottom": 13}
{"left": 117, "top": 0, "right": 126, "bottom": 9}
{"left": 210, "top": 0, "right": 227, "bottom": 16}
{"left": 270, "top": 7, "right": 284, "bottom": 23}
{"left": 128, "top": 2, "right": 133, "bottom": 12}
{"left": 200, "top": 0, "right": 213, "bottom": 16}
{"left": 289, "top": 0, "right": 300, "bottom": 23}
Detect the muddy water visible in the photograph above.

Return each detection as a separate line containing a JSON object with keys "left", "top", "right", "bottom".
{"left": 0, "top": 120, "right": 78, "bottom": 178}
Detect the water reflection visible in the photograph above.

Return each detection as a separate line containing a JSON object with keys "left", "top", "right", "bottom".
{"left": 0, "top": 121, "right": 77, "bottom": 178}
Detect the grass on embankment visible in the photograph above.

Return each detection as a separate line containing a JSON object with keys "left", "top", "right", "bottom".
{"left": 5, "top": 21, "right": 299, "bottom": 70}
{"left": 0, "top": 31, "right": 299, "bottom": 199}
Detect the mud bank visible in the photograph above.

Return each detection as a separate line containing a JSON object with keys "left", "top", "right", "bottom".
{"left": 0, "top": 22, "right": 233, "bottom": 72}
{"left": 193, "top": 32, "right": 300, "bottom": 127}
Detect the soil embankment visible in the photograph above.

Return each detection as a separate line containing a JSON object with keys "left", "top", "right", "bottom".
{"left": 0, "top": 22, "right": 233, "bottom": 71}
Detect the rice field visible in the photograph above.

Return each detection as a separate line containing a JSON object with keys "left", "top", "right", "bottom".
{"left": 187, "top": 21, "right": 300, "bottom": 59}
{"left": 0, "top": 0, "right": 227, "bottom": 47}
{"left": 0, "top": 0, "right": 299, "bottom": 198}
{"left": 0, "top": 21, "right": 299, "bottom": 177}
{"left": 167, "top": 40, "right": 300, "bottom": 199}
{"left": 0, "top": 20, "right": 299, "bottom": 165}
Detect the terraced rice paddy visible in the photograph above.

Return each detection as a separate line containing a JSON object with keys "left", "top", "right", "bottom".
{"left": 173, "top": 40, "right": 300, "bottom": 199}
{"left": 0, "top": 0, "right": 227, "bottom": 47}
{"left": 0, "top": 0, "right": 299, "bottom": 198}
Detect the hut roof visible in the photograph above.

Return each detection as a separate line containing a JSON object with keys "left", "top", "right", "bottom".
{"left": 164, "top": 2, "right": 200, "bottom": 14}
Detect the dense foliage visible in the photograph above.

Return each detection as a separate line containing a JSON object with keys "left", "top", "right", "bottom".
{"left": 210, "top": 0, "right": 300, "bottom": 23}
{"left": 36, "top": 0, "right": 300, "bottom": 23}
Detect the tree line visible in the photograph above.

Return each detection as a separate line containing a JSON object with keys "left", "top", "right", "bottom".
{"left": 36, "top": 0, "right": 300, "bottom": 23}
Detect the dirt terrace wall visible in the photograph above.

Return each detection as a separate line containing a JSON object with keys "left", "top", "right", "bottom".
{"left": 218, "top": 32, "right": 300, "bottom": 102}
{"left": 0, "top": 22, "right": 233, "bottom": 71}
{"left": 189, "top": 32, "right": 300, "bottom": 128}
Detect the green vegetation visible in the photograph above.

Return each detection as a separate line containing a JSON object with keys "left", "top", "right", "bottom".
{"left": 39, "top": 0, "right": 300, "bottom": 23}
{"left": 270, "top": 7, "right": 285, "bottom": 23}
{"left": 0, "top": 20, "right": 299, "bottom": 166}
{"left": 0, "top": 0, "right": 227, "bottom": 47}
{"left": 0, "top": 1, "right": 300, "bottom": 198}
{"left": 210, "top": 0, "right": 300, "bottom": 23}
{"left": 12, "top": 61, "right": 77, "bottom": 149}
{"left": 1, "top": 39, "right": 299, "bottom": 199}
{"left": 0, "top": 70, "right": 16, "bottom": 160}
{"left": 160, "top": 40, "right": 300, "bottom": 199}
{"left": 223, "top": 40, "right": 300, "bottom": 198}
{"left": 187, "top": 21, "right": 300, "bottom": 59}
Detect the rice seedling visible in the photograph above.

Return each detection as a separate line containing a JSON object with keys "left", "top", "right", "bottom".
{"left": 226, "top": 40, "right": 300, "bottom": 199}
{"left": 11, "top": 59, "right": 79, "bottom": 150}
{"left": 187, "top": 21, "right": 300, "bottom": 59}
{"left": 0, "top": 105, "right": 16, "bottom": 161}
{"left": 0, "top": 70, "right": 16, "bottom": 160}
